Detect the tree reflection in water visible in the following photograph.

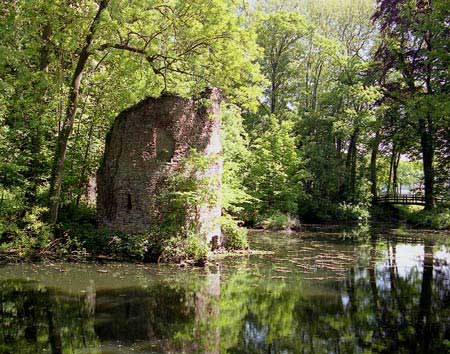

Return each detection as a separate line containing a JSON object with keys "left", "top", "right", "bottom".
{"left": 1, "top": 229, "right": 450, "bottom": 354}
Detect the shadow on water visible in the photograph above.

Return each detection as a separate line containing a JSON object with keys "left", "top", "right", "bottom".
{"left": 1, "top": 225, "right": 450, "bottom": 354}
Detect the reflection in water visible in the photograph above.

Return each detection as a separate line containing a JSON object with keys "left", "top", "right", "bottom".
{"left": 1, "top": 227, "right": 450, "bottom": 354}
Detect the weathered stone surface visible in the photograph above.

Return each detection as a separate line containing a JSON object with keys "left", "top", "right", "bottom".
{"left": 97, "top": 88, "right": 222, "bottom": 245}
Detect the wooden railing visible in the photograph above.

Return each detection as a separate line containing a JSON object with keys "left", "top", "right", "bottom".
{"left": 375, "top": 194, "right": 445, "bottom": 206}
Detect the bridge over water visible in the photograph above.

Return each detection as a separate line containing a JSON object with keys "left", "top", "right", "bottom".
{"left": 375, "top": 194, "right": 446, "bottom": 206}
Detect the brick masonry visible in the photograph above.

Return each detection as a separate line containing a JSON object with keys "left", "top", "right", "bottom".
{"left": 97, "top": 88, "right": 223, "bottom": 246}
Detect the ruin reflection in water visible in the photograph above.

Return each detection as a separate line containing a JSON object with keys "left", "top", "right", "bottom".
{"left": 1, "top": 226, "right": 450, "bottom": 354}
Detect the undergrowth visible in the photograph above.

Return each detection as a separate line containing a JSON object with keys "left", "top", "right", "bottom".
{"left": 255, "top": 212, "right": 301, "bottom": 231}
{"left": 399, "top": 206, "right": 450, "bottom": 230}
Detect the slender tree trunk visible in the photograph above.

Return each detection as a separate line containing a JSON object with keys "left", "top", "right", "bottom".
{"left": 392, "top": 150, "right": 401, "bottom": 194}
{"left": 350, "top": 141, "right": 358, "bottom": 201}
{"left": 312, "top": 62, "right": 323, "bottom": 112}
{"left": 25, "top": 23, "right": 52, "bottom": 204}
{"left": 336, "top": 137, "right": 342, "bottom": 157}
{"left": 370, "top": 130, "right": 380, "bottom": 202}
{"left": 421, "top": 31, "right": 435, "bottom": 210}
{"left": 345, "top": 128, "right": 359, "bottom": 201}
{"left": 39, "top": 24, "right": 52, "bottom": 73}
{"left": 270, "top": 67, "right": 277, "bottom": 114}
{"left": 387, "top": 143, "right": 396, "bottom": 195}
{"left": 336, "top": 137, "right": 343, "bottom": 196}
{"left": 76, "top": 117, "right": 96, "bottom": 206}
{"left": 48, "top": 0, "right": 109, "bottom": 223}
{"left": 419, "top": 115, "right": 435, "bottom": 209}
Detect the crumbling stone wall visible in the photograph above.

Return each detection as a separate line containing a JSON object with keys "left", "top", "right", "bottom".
{"left": 97, "top": 88, "right": 222, "bottom": 246}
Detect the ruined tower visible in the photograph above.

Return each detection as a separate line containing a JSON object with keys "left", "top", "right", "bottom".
{"left": 97, "top": 88, "right": 222, "bottom": 246}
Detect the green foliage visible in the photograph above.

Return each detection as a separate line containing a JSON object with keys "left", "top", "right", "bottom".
{"left": 0, "top": 0, "right": 262, "bottom": 237}
{"left": 393, "top": 160, "right": 423, "bottom": 194}
{"left": 240, "top": 0, "right": 387, "bottom": 226}
{"left": 103, "top": 232, "right": 150, "bottom": 259}
{"left": 299, "top": 198, "right": 369, "bottom": 223}
{"left": 255, "top": 10, "right": 308, "bottom": 113}
{"left": 160, "top": 232, "right": 209, "bottom": 264}
{"left": 1, "top": 201, "right": 149, "bottom": 260}
{"left": 339, "top": 223, "right": 371, "bottom": 241}
{"left": 0, "top": 206, "right": 52, "bottom": 258}
{"left": 335, "top": 202, "right": 370, "bottom": 222}
{"left": 372, "top": 0, "right": 450, "bottom": 208}
{"left": 256, "top": 212, "right": 301, "bottom": 231}
{"left": 221, "top": 104, "right": 253, "bottom": 217}
{"left": 216, "top": 105, "right": 251, "bottom": 250}
{"left": 153, "top": 140, "right": 251, "bottom": 259}
{"left": 148, "top": 150, "right": 221, "bottom": 262}
{"left": 246, "top": 115, "right": 302, "bottom": 221}
{"left": 401, "top": 207, "right": 450, "bottom": 230}
{"left": 1, "top": 0, "right": 450, "bottom": 263}
{"left": 221, "top": 215, "right": 249, "bottom": 250}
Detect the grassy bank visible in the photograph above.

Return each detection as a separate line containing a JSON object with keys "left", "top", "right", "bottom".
{"left": 0, "top": 206, "right": 249, "bottom": 265}
{"left": 398, "top": 206, "right": 450, "bottom": 230}
{"left": 371, "top": 204, "right": 450, "bottom": 230}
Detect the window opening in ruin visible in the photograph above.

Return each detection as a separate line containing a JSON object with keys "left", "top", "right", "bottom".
{"left": 127, "top": 194, "right": 132, "bottom": 210}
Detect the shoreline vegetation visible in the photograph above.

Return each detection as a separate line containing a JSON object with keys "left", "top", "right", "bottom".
{"left": 1, "top": 212, "right": 448, "bottom": 265}
{"left": 1, "top": 1, "right": 449, "bottom": 266}
{"left": 3, "top": 202, "right": 448, "bottom": 266}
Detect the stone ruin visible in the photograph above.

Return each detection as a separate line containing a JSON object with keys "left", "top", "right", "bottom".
{"left": 97, "top": 88, "right": 222, "bottom": 247}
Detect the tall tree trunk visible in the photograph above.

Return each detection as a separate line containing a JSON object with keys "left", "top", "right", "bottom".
{"left": 270, "top": 67, "right": 277, "bottom": 114}
{"left": 392, "top": 150, "right": 401, "bottom": 194}
{"left": 421, "top": 31, "right": 435, "bottom": 210}
{"left": 48, "top": 0, "right": 109, "bottom": 223}
{"left": 344, "top": 127, "right": 359, "bottom": 201}
{"left": 387, "top": 143, "right": 396, "bottom": 195}
{"left": 370, "top": 130, "right": 380, "bottom": 202}
{"left": 76, "top": 117, "right": 96, "bottom": 206}
{"left": 419, "top": 115, "right": 435, "bottom": 210}
{"left": 25, "top": 23, "right": 52, "bottom": 204}
{"left": 312, "top": 62, "right": 323, "bottom": 112}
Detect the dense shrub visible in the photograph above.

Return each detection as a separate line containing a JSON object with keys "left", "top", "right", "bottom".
{"left": 402, "top": 207, "right": 450, "bottom": 230}
{"left": 0, "top": 206, "right": 53, "bottom": 258}
{"left": 335, "top": 202, "right": 370, "bottom": 222}
{"left": 0, "top": 201, "right": 151, "bottom": 261}
{"left": 256, "top": 212, "right": 301, "bottom": 231}
{"left": 160, "top": 232, "right": 209, "bottom": 264}
{"left": 298, "top": 198, "right": 369, "bottom": 223}
{"left": 245, "top": 115, "right": 302, "bottom": 221}
{"left": 221, "top": 215, "right": 249, "bottom": 250}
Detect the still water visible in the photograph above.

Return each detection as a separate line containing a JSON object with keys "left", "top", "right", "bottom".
{"left": 1, "top": 226, "right": 450, "bottom": 354}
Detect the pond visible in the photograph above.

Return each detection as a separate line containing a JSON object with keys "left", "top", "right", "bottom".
{"left": 1, "top": 225, "right": 450, "bottom": 354}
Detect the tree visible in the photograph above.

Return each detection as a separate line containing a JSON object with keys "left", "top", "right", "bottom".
{"left": 1, "top": 0, "right": 263, "bottom": 249}
{"left": 255, "top": 11, "right": 307, "bottom": 115}
{"left": 48, "top": 0, "right": 110, "bottom": 223}
{"left": 373, "top": 0, "right": 450, "bottom": 209}
{"left": 246, "top": 115, "right": 302, "bottom": 218}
